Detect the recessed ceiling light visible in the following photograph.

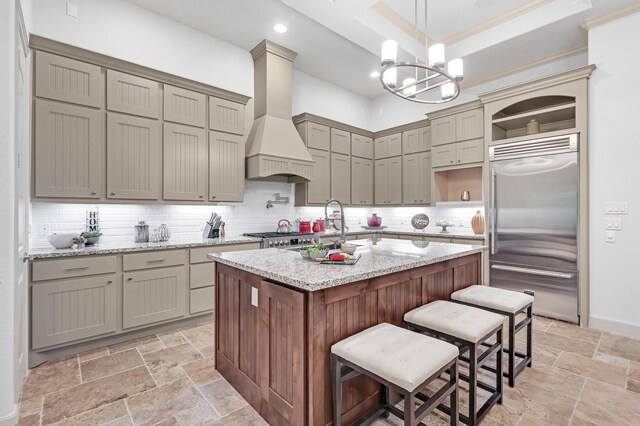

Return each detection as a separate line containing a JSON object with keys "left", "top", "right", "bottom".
{"left": 370, "top": 71, "right": 380, "bottom": 78}
{"left": 274, "top": 24, "right": 287, "bottom": 33}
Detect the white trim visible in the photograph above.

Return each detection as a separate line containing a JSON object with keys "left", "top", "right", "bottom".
{"left": 0, "top": 404, "right": 18, "bottom": 426}
{"left": 589, "top": 315, "right": 640, "bottom": 340}
{"left": 582, "top": 2, "right": 640, "bottom": 31}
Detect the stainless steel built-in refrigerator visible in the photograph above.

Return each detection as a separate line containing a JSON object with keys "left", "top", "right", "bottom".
{"left": 489, "top": 134, "right": 579, "bottom": 323}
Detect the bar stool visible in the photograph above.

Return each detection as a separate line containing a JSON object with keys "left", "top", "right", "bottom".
{"left": 404, "top": 301, "right": 504, "bottom": 426}
{"left": 451, "top": 285, "right": 534, "bottom": 387}
{"left": 331, "top": 322, "right": 460, "bottom": 426}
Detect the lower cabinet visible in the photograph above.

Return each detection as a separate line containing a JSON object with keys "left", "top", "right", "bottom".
{"left": 123, "top": 266, "right": 186, "bottom": 329}
{"left": 32, "top": 274, "right": 118, "bottom": 349}
{"left": 190, "top": 286, "right": 215, "bottom": 314}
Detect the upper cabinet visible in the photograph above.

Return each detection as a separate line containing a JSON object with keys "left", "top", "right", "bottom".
{"left": 432, "top": 106, "right": 483, "bottom": 146}
{"left": 403, "top": 126, "right": 431, "bottom": 154}
{"left": 431, "top": 116, "right": 456, "bottom": 146}
{"left": 330, "top": 128, "right": 350, "bottom": 154}
{"left": 432, "top": 139, "right": 483, "bottom": 168}
{"left": 351, "top": 157, "right": 373, "bottom": 205}
{"left": 330, "top": 153, "right": 351, "bottom": 204}
{"left": 297, "top": 122, "right": 330, "bottom": 151}
{"left": 34, "top": 100, "right": 103, "bottom": 198}
{"left": 35, "top": 51, "right": 102, "bottom": 108}
{"left": 209, "top": 97, "right": 245, "bottom": 135}
{"left": 351, "top": 134, "right": 373, "bottom": 159}
{"left": 164, "top": 85, "right": 207, "bottom": 128}
{"left": 209, "top": 131, "right": 245, "bottom": 202}
{"left": 374, "top": 157, "right": 402, "bottom": 205}
{"left": 403, "top": 151, "right": 431, "bottom": 205}
{"left": 298, "top": 148, "right": 330, "bottom": 205}
{"left": 375, "top": 132, "right": 401, "bottom": 159}
{"left": 163, "top": 123, "right": 208, "bottom": 201}
{"left": 107, "top": 70, "right": 160, "bottom": 119}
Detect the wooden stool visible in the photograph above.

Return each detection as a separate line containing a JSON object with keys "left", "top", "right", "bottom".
{"left": 451, "top": 285, "right": 534, "bottom": 387}
{"left": 331, "top": 322, "right": 460, "bottom": 426}
{"left": 404, "top": 301, "right": 504, "bottom": 426}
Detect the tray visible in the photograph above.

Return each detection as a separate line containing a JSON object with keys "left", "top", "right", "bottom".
{"left": 318, "top": 253, "right": 361, "bottom": 265}
{"left": 361, "top": 226, "right": 387, "bottom": 230}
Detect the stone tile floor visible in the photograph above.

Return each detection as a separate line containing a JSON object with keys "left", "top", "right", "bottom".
{"left": 18, "top": 316, "right": 640, "bottom": 425}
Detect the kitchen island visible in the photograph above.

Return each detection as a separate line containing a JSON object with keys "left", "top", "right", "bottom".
{"left": 209, "top": 238, "right": 485, "bottom": 426}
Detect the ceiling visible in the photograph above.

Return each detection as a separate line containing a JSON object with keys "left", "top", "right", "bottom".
{"left": 124, "top": 0, "right": 639, "bottom": 98}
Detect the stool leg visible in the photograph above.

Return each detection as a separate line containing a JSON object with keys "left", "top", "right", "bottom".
{"left": 527, "top": 305, "right": 533, "bottom": 368}
{"left": 330, "top": 354, "right": 342, "bottom": 426}
{"left": 468, "top": 345, "right": 477, "bottom": 426}
{"left": 450, "top": 360, "right": 459, "bottom": 426}
{"left": 381, "top": 385, "right": 390, "bottom": 418}
{"left": 404, "top": 391, "right": 415, "bottom": 426}
{"left": 497, "top": 328, "right": 504, "bottom": 405}
{"left": 508, "top": 314, "right": 515, "bottom": 388}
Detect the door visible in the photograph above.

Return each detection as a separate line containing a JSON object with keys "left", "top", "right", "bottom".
{"left": 403, "top": 152, "right": 431, "bottom": 204}
{"left": 374, "top": 136, "right": 388, "bottom": 159}
{"left": 306, "top": 148, "right": 330, "bottom": 204}
{"left": 432, "top": 143, "right": 456, "bottom": 168}
{"left": 163, "top": 123, "right": 208, "bottom": 201}
{"left": 305, "top": 122, "right": 330, "bottom": 151}
{"left": 431, "top": 115, "right": 456, "bottom": 146}
{"left": 107, "top": 113, "right": 160, "bottom": 199}
{"left": 387, "top": 156, "right": 402, "bottom": 204}
{"left": 35, "top": 100, "right": 103, "bottom": 198}
{"left": 351, "top": 134, "right": 373, "bottom": 159}
{"left": 209, "top": 131, "right": 245, "bottom": 202}
{"left": 456, "top": 108, "right": 484, "bottom": 141}
{"left": 107, "top": 70, "right": 160, "bottom": 119}
{"left": 163, "top": 85, "right": 207, "bottom": 128}
{"left": 331, "top": 153, "right": 351, "bottom": 204}
{"left": 351, "top": 157, "right": 373, "bottom": 205}
{"left": 456, "top": 139, "right": 484, "bottom": 165}
{"left": 331, "top": 128, "right": 350, "bottom": 154}
{"left": 402, "top": 128, "right": 420, "bottom": 154}
{"left": 123, "top": 266, "right": 186, "bottom": 329}
{"left": 374, "top": 159, "right": 388, "bottom": 204}
{"left": 387, "top": 133, "right": 402, "bottom": 157}
{"left": 209, "top": 97, "right": 245, "bottom": 135}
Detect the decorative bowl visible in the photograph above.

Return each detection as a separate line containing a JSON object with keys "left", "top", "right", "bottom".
{"left": 299, "top": 250, "right": 311, "bottom": 260}
{"left": 85, "top": 237, "right": 101, "bottom": 245}
{"left": 47, "top": 233, "right": 79, "bottom": 249}
{"left": 308, "top": 249, "right": 328, "bottom": 260}
{"left": 340, "top": 244, "right": 357, "bottom": 255}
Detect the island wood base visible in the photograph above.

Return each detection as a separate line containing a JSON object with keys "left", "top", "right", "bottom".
{"left": 215, "top": 253, "right": 481, "bottom": 426}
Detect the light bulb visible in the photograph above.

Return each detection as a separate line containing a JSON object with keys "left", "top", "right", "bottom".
{"left": 441, "top": 82, "right": 455, "bottom": 100}
{"left": 429, "top": 43, "right": 445, "bottom": 68}
{"left": 383, "top": 67, "right": 397, "bottom": 89}
{"left": 381, "top": 40, "right": 397, "bottom": 67}
{"left": 273, "top": 24, "right": 287, "bottom": 33}
{"left": 402, "top": 78, "right": 416, "bottom": 98}
{"left": 448, "top": 59, "right": 463, "bottom": 79}
{"left": 370, "top": 71, "right": 380, "bottom": 78}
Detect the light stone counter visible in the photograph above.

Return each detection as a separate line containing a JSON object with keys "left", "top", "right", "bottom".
{"left": 209, "top": 238, "right": 486, "bottom": 291}
{"left": 26, "top": 235, "right": 262, "bottom": 260}
{"left": 319, "top": 225, "right": 485, "bottom": 240}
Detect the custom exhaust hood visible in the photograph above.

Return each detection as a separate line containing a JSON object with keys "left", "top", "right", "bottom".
{"left": 245, "top": 40, "right": 315, "bottom": 181}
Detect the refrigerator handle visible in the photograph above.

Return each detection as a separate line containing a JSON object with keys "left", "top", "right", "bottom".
{"left": 490, "top": 168, "right": 497, "bottom": 255}
{"left": 491, "top": 264, "right": 574, "bottom": 279}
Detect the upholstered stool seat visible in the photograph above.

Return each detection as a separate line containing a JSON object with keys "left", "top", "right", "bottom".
{"left": 404, "top": 301, "right": 504, "bottom": 426}
{"left": 451, "top": 285, "right": 534, "bottom": 387}
{"left": 331, "top": 322, "right": 460, "bottom": 426}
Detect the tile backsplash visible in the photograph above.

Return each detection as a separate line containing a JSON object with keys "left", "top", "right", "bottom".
{"left": 31, "top": 181, "right": 484, "bottom": 248}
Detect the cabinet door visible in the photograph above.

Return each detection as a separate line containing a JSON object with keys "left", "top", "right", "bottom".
{"left": 107, "top": 70, "right": 159, "bottom": 119}
{"left": 163, "top": 123, "right": 208, "bottom": 201}
{"left": 351, "top": 157, "right": 373, "bottom": 205}
{"left": 455, "top": 108, "right": 484, "bottom": 141}
{"left": 123, "top": 266, "right": 186, "bottom": 329}
{"left": 374, "top": 159, "right": 388, "bottom": 204}
{"left": 209, "top": 97, "right": 245, "bottom": 135}
{"left": 431, "top": 116, "right": 456, "bottom": 146}
{"left": 387, "top": 133, "right": 402, "bottom": 157}
{"left": 330, "top": 153, "right": 351, "bottom": 205}
{"left": 32, "top": 274, "right": 117, "bottom": 349}
{"left": 305, "top": 122, "right": 330, "bottom": 151}
{"left": 331, "top": 128, "right": 350, "bottom": 154}
{"left": 107, "top": 113, "right": 160, "bottom": 200}
{"left": 209, "top": 131, "right": 245, "bottom": 202}
{"left": 351, "top": 134, "right": 373, "bottom": 159}
{"left": 387, "top": 156, "right": 403, "bottom": 204}
{"left": 456, "top": 139, "right": 484, "bottom": 165}
{"left": 259, "top": 280, "right": 305, "bottom": 426}
{"left": 35, "top": 51, "right": 102, "bottom": 108}
{"left": 35, "top": 100, "right": 103, "bottom": 198}
{"left": 403, "top": 153, "right": 420, "bottom": 204}
{"left": 307, "top": 148, "right": 330, "bottom": 204}
{"left": 420, "top": 126, "right": 432, "bottom": 152}
{"left": 432, "top": 143, "right": 457, "bottom": 168}
{"left": 164, "top": 85, "right": 206, "bottom": 128}
{"left": 419, "top": 151, "right": 432, "bottom": 204}
{"left": 374, "top": 136, "right": 388, "bottom": 159}
{"left": 402, "top": 129, "right": 420, "bottom": 154}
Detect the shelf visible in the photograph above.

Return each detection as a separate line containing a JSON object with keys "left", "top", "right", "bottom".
{"left": 488, "top": 128, "right": 580, "bottom": 146}
{"left": 434, "top": 166, "right": 483, "bottom": 203}
{"left": 492, "top": 102, "right": 576, "bottom": 132}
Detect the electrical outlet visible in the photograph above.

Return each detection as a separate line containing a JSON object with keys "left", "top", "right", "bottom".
{"left": 251, "top": 287, "right": 258, "bottom": 307}
{"left": 66, "top": 2, "right": 78, "bottom": 18}
{"left": 605, "top": 230, "right": 616, "bottom": 243}
{"left": 605, "top": 218, "right": 622, "bottom": 230}
{"left": 38, "top": 224, "right": 48, "bottom": 236}
{"left": 605, "top": 202, "right": 629, "bottom": 215}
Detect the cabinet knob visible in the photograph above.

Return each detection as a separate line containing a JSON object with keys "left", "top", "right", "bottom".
{"left": 415, "top": 200, "right": 418, "bottom": 202}
{"left": 199, "top": 195, "right": 204, "bottom": 198}
{"left": 450, "top": 160, "right": 454, "bottom": 164}
{"left": 211, "top": 195, "right": 216, "bottom": 199}
{"left": 458, "top": 160, "right": 461, "bottom": 163}
{"left": 127, "top": 277, "right": 132, "bottom": 281}
{"left": 111, "top": 192, "right": 116, "bottom": 195}
{"left": 91, "top": 191, "right": 97, "bottom": 195}
{"left": 107, "top": 280, "right": 113, "bottom": 284}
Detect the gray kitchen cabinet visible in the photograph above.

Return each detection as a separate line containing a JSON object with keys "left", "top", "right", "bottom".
{"left": 374, "top": 156, "right": 402, "bottom": 205}
{"left": 432, "top": 139, "right": 483, "bottom": 168}
{"left": 35, "top": 51, "right": 102, "bottom": 108}
{"left": 298, "top": 122, "right": 330, "bottom": 151}
{"left": 34, "top": 100, "right": 103, "bottom": 199}
{"left": 32, "top": 274, "right": 118, "bottom": 349}
{"left": 190, "top": 286, "right": 215, "bottom": 314}
{"left": 431, "top": 115, "right": 456, "bottom": 146}
{"left": 163, "top": 123, "right": 208, "bottom": 201}
{"left": 432, "top": 143, "right": 457, "bottom": 167}
{"left": 375, "top": 133, "right": 402, "bottom": 158}
{"left": 106, "top": 113, "right": 160, "bottom": 200}
{"left": 403, "top": 126, "right": 431, "bottom": 154}
{"left": 209, "top": 130, "right": 245, "bottom": 202}
{"left": 374, "top": 135, "right": 388, "bottom": 159}
{"left": 32, "top": 255, "right": 117, "bottom": 282}
{"left": 455, "top": 108, "right": 484, "bottom": 141}
{"left": 331, "top": 128, "right": 351, "bottom": 155}
{"left": 163, "top": 85, "right": 207, "bottom": 128}
{"left": 351, "top": 134, "right": 373, "bottom": 159}
{"left": 123, "top": 266, "right": 186, "bottom": 329}
{"left": 297, "top": 148, "right": 330, "bottom": 204}
{"left": 209, "top": 97, "right": 245, "bottom": 135}
{"left": 107, "top": 70, "right": 160, "bottom": 119}
{"left": 123, "top": 250, "right": 186, "bottom": 272}
{"left": 190, "top": 263, "right": 215, "bottom": 289}
{"left": 403, "top": 151, "right": 432, "bottom": 205}
{"left": 330, "top": 153, "right": 351, "bottom": 205}
{"left": 351, "top": 157, "right": 373, "bottom": 205}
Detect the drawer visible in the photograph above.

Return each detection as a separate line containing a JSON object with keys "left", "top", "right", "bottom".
{"left": 32, "top": 256, "right": 117, "bottom": 282}
{"left": 190, "top": 286, "right": 214, "bottom": 314}
{"left": 190, "top": 263, "right": 215, "bottom": 289}
{"left": 190, "top": 243, "right": 261, "bottom": 264}
{"left": 423, "top": 237, "right": 451, "bottom": 243}
{"left": 450, "top": 238, "right": 484, "bottom": 245}
{"left": 123, "top": 249, "right": 185, "bottom": 271}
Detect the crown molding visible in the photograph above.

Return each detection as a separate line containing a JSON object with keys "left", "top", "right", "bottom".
{"left": 292, "top": 113, "right": 374, "bottom": 137}
{"left": 582, "top": 2, "right": 640, "bottom": 31}
{"left": 424, "top": 99, "right": 482, "bottom": 120}
{"left": 29, "top": 35, "right": 252, "bottom": 105}
{"left": 250, "top": 39, "right": 297, "bottom": 62}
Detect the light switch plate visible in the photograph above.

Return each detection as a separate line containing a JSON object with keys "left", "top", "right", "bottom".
{"left": 605, "top": 230, "right": 616, "bottom": 243}
{"left": 605, "top": 218, "right": 622, "bottom": 230}
{"left": 251, "top": 287, "right": 258, "bottom": 307}
{"left": 66, "top": 2, "right": 78, "bottom": 17}
{"left": 605, "top": 202, "right": 629, "bottom": 215}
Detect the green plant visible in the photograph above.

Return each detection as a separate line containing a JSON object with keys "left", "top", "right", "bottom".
{"left": 305, "top": 243, "right": 326, "bottom": 254}
{"left": 81, "top": 231, "right": 102, "bottom": 238}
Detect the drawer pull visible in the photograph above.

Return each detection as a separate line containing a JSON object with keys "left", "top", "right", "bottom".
{"left": 65, "top": 266, "right": 89, "bottom": 271}
{"left": 147, "top": 259, "right": 166, "bottom": 263}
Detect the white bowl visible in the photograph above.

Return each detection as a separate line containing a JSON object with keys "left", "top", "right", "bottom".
{"left": 47, "top": 233, "right": 79, "bottom": 249}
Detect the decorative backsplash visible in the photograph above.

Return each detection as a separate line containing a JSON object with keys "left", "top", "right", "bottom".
{"left": 30, "top": 181, "right": 484, "bottom": 248}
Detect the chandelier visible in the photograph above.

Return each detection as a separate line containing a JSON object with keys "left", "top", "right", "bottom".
{"left": 379, "top": 0, "right": 463, "bottom": 104}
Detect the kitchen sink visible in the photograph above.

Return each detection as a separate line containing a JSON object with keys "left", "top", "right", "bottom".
{"left": 286, "top": 242, "right": 361, "bottom": 251}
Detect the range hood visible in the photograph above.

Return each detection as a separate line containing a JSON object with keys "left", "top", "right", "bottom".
{"left": 245, "top": 40, "right": 315, "bottom": 181}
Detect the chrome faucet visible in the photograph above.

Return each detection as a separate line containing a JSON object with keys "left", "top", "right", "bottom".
{"left": 324, "top": 199, "right": 346, "bottom": 244}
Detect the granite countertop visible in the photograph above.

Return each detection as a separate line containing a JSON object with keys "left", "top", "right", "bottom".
{"left": 209, "top": 238, "right": 486, "bottom": 291}
{"left": 319, "top": 225, "right": 485, "bottom": 240}
{"left": 25, "top": 235, "right": 263, "bottom": 260}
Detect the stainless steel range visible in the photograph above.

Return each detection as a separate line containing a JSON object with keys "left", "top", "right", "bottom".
{"left": 243, "top": 232, "right": 316, "bottom": 249}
